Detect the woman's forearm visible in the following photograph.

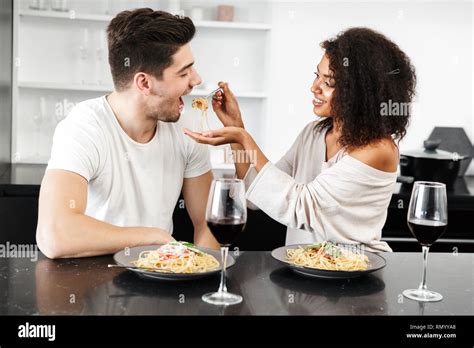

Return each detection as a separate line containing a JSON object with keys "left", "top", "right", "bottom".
{"left": 240, "top": 130, "right": 269, "bottom": 172}
{"left": 228, "top": 120, "right": 251, "bottom": 179}
{"left": 230, "top": 143, "right": 251, "bottom": 179}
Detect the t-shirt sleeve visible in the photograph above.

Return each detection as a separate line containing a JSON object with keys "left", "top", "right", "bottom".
{"left": 46, "top": 113, "right": 104, "bottom": 182}
{"left": 183, "top": 140, "right": 211, "bottom": 178}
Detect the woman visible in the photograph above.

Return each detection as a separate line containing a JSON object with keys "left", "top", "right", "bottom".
{"left": 184, "top": 27, "right": 416, "bottom": 252}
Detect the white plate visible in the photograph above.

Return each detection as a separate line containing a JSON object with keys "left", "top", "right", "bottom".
{"left": 271, "top": 244, "right": 386, "bottom": 279}
{"left": 113, "top": 245, "right": 234, "bottom": 281}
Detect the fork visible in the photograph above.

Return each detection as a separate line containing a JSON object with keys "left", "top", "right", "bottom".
{"left": 205, "top": 87, "right": 223, "bottom": 99}
{"left": 107, "top": 264, "right": 175, "bottom": 273}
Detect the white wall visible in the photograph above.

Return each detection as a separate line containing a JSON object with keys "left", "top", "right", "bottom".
{"left": 13, "top": 0, "right": 474, "bottom": 171}
{"left": 261, "top": 0, "right": 473, "bottom": 173}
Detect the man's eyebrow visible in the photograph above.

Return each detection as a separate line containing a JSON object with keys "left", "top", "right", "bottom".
{"left": 316, "top": 64, "right": 334, "bottom": 78}
{"left": 176, "top": 62, "right": 194, "bottom": 74}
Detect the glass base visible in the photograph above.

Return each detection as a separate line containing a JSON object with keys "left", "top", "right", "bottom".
{"left": 403, "top": 288, "right": 443, "bottom": 302}
{"left": 202, "top": 291, "right": 243, "bottom": 306}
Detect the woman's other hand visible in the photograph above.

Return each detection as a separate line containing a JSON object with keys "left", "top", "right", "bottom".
{"left": 184, "top": 127, "right": 247, "bottom": 146}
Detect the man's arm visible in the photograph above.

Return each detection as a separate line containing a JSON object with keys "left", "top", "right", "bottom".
{"left": 182, "top": 170, "right": 220, "bottom": 250}
{"left": 36, "top": 169, "right": 174, "bottom": 259}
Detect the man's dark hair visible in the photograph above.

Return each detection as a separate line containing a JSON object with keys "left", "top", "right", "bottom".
{"left": 107, "top": 8, "right": 195, "bottom": 91}
{"left": 317, "top": 27, "right": 416, "bottom": 148}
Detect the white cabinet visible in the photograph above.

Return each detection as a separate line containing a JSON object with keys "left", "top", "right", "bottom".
{"left": 12, "top": 0, "right": 271, "bottom": 169}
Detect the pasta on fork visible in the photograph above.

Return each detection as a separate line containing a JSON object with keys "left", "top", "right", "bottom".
{"left": 192, "top": 97, "right": 210, "bottom": 131}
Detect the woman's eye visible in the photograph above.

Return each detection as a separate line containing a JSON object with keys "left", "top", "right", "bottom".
{"left": 325, "top": 80, "right": 336, "bottom": 88}
{"left": 314, "top": 72, "right": 335, "bottom": 88}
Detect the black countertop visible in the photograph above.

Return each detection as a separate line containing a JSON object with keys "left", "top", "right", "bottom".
{"left": 0, "top": 163, "right": 46, "bottom": 186}
{"left": 0, "top": 251, "right": 472, "bottom": 315}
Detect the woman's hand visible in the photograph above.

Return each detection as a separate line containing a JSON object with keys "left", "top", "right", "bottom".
{"left": 183, "top": 127, "right": 247, "bottom": 146}
{"left": 184, "top": 127, "right": 270, "bottom": 172}
{"left": 212, "top": 82, "right": 245, "bottom": 128}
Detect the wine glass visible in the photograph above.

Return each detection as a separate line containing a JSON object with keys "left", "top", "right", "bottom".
{"left": 202, "top": 178, "right": 247, "bottom": 306}
{"left": 403, "top": 181, "right": 447, "bottom": 302}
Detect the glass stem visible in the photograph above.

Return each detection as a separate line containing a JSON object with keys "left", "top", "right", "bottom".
{"left": 217, "top": 246, "right": 228, "bottom": 294}
{"left": 419, "top": 245, "right": 429, "bottom": 291}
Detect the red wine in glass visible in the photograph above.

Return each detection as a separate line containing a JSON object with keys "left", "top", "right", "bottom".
{"left": 403, "top": 181, "right": 447, "bottom": 302}
{"left": 407, "top": 219, "right": 447, "bottom": 246}
{"left": 207, "top": 218, "right": 245, "bottom": 247}
{"left": 202, "top": 179, "right": 247, "bottom": 306}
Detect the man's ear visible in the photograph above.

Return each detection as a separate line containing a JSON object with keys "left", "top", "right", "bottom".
{"left": 134, "top": 72, "right": 151, "bottom": 95}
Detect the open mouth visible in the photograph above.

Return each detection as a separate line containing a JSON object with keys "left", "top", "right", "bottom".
{"left": 178, "top": 89, "right": 192, "bottom": 113}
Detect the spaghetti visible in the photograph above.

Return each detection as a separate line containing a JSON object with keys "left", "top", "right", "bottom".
{"left": 192, "top": 97, "right": 210, "bottom": 131}
{"left": 286, "top": 241, "right": 369, "bottom": 271}
{"left": 132, "top": 241, "right": 219, "bottom": 273}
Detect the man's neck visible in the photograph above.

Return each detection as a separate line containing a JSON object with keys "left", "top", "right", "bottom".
{"left": 106, "top": 91, "right": 157, "bottom": 144}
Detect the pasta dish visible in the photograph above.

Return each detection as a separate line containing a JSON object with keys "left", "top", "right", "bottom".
{"left": 132, "top": 241, "right": 219, "bottom": 273}
{"left": 286, "top": 241, "right": 369, "bottom": 271}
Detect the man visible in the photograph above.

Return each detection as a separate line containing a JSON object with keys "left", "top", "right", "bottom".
{"left": 36, "top": 8, "right": 219, "bottom": 259}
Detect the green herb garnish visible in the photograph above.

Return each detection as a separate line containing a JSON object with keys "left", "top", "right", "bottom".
{"left": 174, "top": 241, "right": 204, "bottom": 255}
{"left": 305, "top": 243, "right": 322, "bottom": 249}
{"left": 322, "top": 242, "right": 341, "bottom": 257}
{"left": 305, "top": 241, "right": 341, "bottom": 257}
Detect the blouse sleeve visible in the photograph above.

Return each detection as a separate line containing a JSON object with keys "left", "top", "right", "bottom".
{"left": 241, "top": 124, "right": 307, "bottom": 209}
{"left": 245, "top": 156, "right": 397, "bottom": 249}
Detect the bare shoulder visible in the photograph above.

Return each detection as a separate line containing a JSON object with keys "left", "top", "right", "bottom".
{"left": 348, "top": 138, "right": 399, "bottom": 173}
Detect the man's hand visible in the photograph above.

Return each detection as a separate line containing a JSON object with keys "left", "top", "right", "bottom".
{"left": 212, "top": 81, "right": 245, "bottom": 128}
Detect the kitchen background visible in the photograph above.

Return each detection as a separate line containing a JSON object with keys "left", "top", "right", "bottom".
{"left": 1, "top": 0, "right": 472, "bottom": 170}
{"left": 0, "top": 0, "right": 473, "bottom": 252}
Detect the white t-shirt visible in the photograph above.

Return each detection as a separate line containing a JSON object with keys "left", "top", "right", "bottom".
{"left": 47, "top": 96, "right": 211, "bottom": 234}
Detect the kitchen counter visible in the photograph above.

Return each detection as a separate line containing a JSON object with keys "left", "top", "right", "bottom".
{"left": 1, "top": 163, "right": 474, "bottom": 251}
{"left": 0, "top": 251, "right": 472, "bottom": 315}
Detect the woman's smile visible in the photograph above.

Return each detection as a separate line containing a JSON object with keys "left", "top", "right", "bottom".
{"left": 313, "top": 96, "right": 326, "bottom": 107}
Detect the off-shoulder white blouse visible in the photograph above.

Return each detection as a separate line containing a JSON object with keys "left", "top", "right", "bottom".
{"left": 242, "top": 121, "right": 397, "bottom": 252}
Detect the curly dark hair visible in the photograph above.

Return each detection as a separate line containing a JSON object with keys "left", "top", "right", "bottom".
{"left": 317, "top": 27, "right": 416, "bottom": 148}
